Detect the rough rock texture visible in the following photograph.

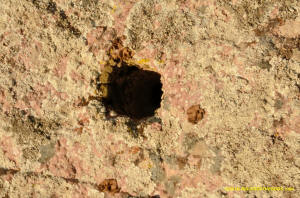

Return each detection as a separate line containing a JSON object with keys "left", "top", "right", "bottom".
{"left": 0, "top": 0, "right": 299, "bottom": 197}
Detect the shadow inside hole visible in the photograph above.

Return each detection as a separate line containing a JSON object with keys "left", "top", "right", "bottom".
{"left": 103, "top": 63, "right": 163, "bottom": 120}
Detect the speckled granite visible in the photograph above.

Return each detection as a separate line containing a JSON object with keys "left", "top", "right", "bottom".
{"left": 0, "top": 0, "right": 299, "bottom": 197}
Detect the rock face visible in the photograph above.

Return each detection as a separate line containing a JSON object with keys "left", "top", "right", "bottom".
{"left": 0, "top": 0, "right": 299, "bottom": 197}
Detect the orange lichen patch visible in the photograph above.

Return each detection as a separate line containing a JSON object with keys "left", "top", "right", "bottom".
{"left": 108, "top": 36, "right": 134, "bottom": 63}
{"left": 102, "top": 36, "right": 157, "bottom": 74}
{"left": 97, "top": 36, "right": 163, "bottom": 120}
{"left": 187, "top": 104, "right": 205, "bottom": 124}
{"left": 97, "top": 36, "right": 160, "bottom": 104}
{"left": 99, "top": 36, "right": 136, "bottom": 96}
{"left": 119, "top": 47, "right": 133, "bottom": 61}
{"left": 98, "top": 179, "right": 120, "bottom": 194}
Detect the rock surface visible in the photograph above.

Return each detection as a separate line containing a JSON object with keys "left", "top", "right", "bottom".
{"left": 0, "top": 0, "right": 299, "bottom": 197}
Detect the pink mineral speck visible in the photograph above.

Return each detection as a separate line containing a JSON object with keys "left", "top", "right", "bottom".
{"left": 0, "top": 135, "right": 21, "bottom": 166}
{"left": 270, "top": 6, "right": 279, "bottom": 19}
{"left": 0, "top": 89, "right": 11, "bottom": 113}
{"left": 14, "top": 100, "right": 28, "bottom": 111}
{"left": 291, "top": 116, "right": 300, "bottom": 134}
{"left": 112, "top": 1, "right": 135, "bottom": 35}
{"left": 45, "top": 138, "right": 86, "bottom": 178}
{"left": 70, "top": 70, "right": 86, "bottom": 85}
{"left": 53, "top": 56, "right": 68, "bottom": 78}
{"left": 77, "top": 112, "right": 90, "bottom": 126}
{"left": 151, "top": 122, "right": 162, "bottom": 131}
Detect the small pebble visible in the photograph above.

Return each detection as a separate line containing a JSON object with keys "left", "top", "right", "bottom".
{"left": 109, "top": 110, "right": 117, "bottom": 117}
{"left": 187, "top": 104, "right": 205, "bottom": 124}
{"left": 99, "top": 106, "right": 106, "bottom": 113}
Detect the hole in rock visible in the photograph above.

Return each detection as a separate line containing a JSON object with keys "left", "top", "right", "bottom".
{"left": 103, "top": 63, "right": 163, "bottom": 120}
